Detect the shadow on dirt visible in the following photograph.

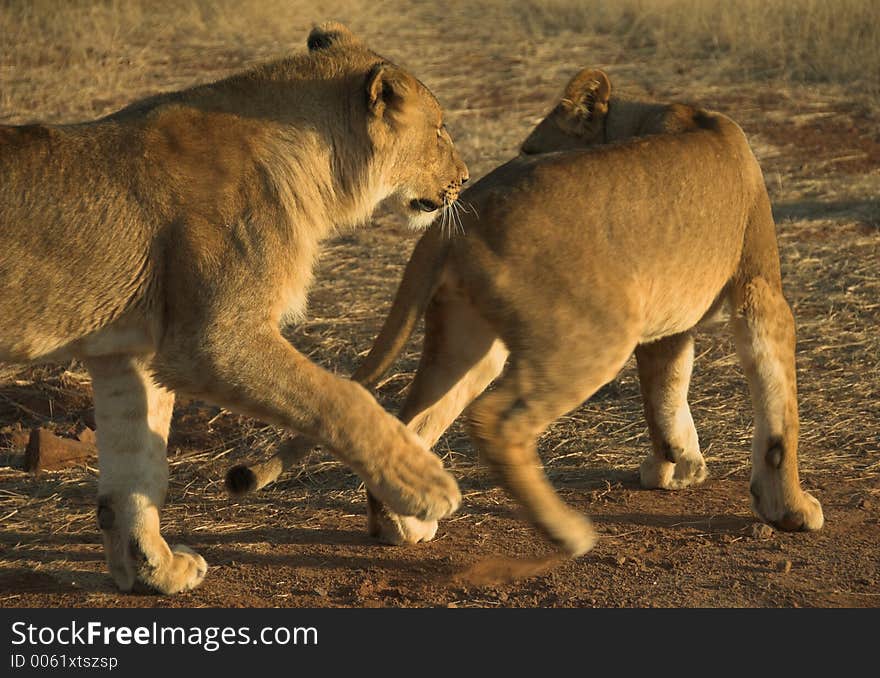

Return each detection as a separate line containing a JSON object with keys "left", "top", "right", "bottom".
{"left": 0, "top": 526, "right": 457, "bottom": 596}
{"left": 0, "top": 568, "right": 83, "bottom": 594}
{"left": 201, "top": 546, "right": 454, "bottom": 576}
{"left": 593, "top": 511, "right": 754, "bottom": 534}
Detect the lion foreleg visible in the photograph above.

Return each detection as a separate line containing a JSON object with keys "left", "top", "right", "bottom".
{"left": 731, "top": 278, "right": 823, "bottom": 531}
{"left": 88, "top": 355, "right": 207, "bottom": 594}
{"left": 163, "top": 327, "right": 460, "bottom": 523}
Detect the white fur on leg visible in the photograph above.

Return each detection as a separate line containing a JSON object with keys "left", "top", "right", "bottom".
{"left": 640, "top": 449, "right": 708, "bottom": 490}
{"left": 89, "top": 355, "right": 208, "bottom": 594}
{"left": 371, "top": 514, "right": 439, "bottom": 545}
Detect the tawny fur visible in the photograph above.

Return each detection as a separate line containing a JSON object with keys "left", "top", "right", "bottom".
{"left": 243, "top": 67, "right": 823, "bottom": 553}
{"left": 0, "top": 22, "right": 469, "bottom": 594}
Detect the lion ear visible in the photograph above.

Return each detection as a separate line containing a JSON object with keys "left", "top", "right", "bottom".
{"left": 559, "top": 68, "right": 611, "bottom": 123}
{"left": 365, "top": 63, "right": 412, "bottom": 119}
{"left": 307, "top": 21, "right": 359, "bottom": 51}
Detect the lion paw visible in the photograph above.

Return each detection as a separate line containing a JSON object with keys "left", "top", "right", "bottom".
{"left": 544, "top": 510, "right": 596, "bottom": 558}
{"left": 163, "top": 544, "right": 209, "bottom": 593}
{"left": 368, "top": 509, "right": 439, "bottom": 545}
{"left": 640, "top": 452, "right": 707, "bottom": 490}
{"left": 100, "top": 496, "right": 208, "bottom": 595}
{"left": 366, "top": 441, "right": 461, "bottom": 522}
{"left": 126, "top": 542, "right": 208, "bottom": 595}
{"left": 750, "top": 479, "right": 824, "bottom": 532}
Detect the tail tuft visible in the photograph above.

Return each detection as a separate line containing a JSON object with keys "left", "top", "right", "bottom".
{"left": 225, "top": 465, "right": 258, "bottom": 496}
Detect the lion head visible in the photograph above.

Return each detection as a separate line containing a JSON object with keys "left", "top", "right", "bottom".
{"left": 520, "top": 68, "right": 613, "bottom": 155}
{"left": 308, "top": 22, "right": 469, "bottom": 230}
{"left": 520, "top": 67, "right": 712, "bottom": 156}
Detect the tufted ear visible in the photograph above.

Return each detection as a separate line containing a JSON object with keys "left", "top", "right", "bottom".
{"left": 559, "top": 68, "right": 611, "bottom": 123}
{"left": 365, "top": 62, "right": 413, "bottom": 120}
{"left": 307, "top": 21, "right": 359, "bottom": 51}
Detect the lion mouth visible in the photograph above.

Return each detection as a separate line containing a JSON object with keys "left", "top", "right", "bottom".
{"left": 410, "top": 198, "right": 441, "bottom": 213}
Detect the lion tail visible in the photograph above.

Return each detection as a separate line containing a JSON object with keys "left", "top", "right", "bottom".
{"left": 353, "top": 225, "right": 449, "bottom": 388}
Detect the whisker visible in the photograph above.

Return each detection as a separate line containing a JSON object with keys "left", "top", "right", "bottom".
{"left": 452, "top": 200, "right": 465, "bottom": 235}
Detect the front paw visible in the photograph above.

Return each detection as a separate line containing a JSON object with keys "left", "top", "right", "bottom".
{"left": 366, "top": 438, "right": 461, "bottom": 522}
{"left": 125, "top": 538, "right": 208, "bottom": 595}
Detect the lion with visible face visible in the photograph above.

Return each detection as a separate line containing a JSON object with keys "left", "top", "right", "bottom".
{"left": 0, "top": 22, "right": 467, "bottom": 594}
{"left": 233, "top": 68, "right": 823, "bottom": 556}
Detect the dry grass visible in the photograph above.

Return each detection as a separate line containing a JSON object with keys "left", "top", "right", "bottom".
{"left": 498, "top": 0, "right": 880, "bottom": 92}
{"left": 3, "top": 0, "right": 878, "bottom": 126}
{"left": 0, "top": 1, "right": 878, "bottom": 573}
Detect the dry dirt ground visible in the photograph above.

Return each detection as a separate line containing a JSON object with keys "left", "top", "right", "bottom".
{"left": 1, "top": 1, "right": 878, "bottom": 608}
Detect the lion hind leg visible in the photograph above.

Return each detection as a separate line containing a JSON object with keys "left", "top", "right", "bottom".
{"left": 635, "top": 332, "right": 707, "bottom": 490}
{"left": 731, "top": 277, "right": 823, "bottom": 531}
{"left": 468, "top": 337, "right": 635, "bottom": 558}
{"left": 369, "top": 283, "right": 508, "bottom": 545}
{"left": 88, "top": 355, "right": 207, "bottom": 594}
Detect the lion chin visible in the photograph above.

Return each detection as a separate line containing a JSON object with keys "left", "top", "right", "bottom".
{"left": 407, "top": 205, "right": 445, "bottom": 230}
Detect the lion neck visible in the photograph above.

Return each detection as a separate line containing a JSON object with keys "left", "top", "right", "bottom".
{"left": 174, "top": 56, "right": 392, "bottom": 240}
{"left": 604, "top": 96, "right": 672, "bottom": 141}
{"left": 241, "top": 79, "right": 391, "bottom": 239}
{"left": 259, "top": 122, "right": 383, "bottom": 240}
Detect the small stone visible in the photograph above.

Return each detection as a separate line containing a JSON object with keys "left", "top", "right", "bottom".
{"left": 314, "top": 587, "right": 327, "bottom": 597}
{"left": 777, "top": 560, "right": 792, "bottom": 574}
{"left": 497, "top": 591, "right": 509, "bottom": 602}
{"left": 24, "top": 428, "right": 97, "bottom": 472}
{"left": 751, "top": 523, "right": 774, "bottom": 540}
{"left": 615, "top": 555, "right": 627, "bottom": 567}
